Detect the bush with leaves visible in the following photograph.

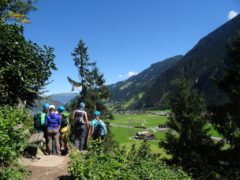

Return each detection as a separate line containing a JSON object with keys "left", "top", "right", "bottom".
{"left": 0, "top": 164, "right": 28, "bottom": 180}
{"left": 69, "top": 140, "right": 189, "bottom": 179}
{"left": 0, "top": 20, "right": 56, "bottom": 106}
{"left": 0, "top": 106, "right": 32, "bottom": 179}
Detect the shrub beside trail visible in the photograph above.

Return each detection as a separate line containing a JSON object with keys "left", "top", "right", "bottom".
{"left": 0, "top": 106, "right": 32, "bottom": 179}
{"left": 69, "top": 140, "right": 189, "bottom": 179}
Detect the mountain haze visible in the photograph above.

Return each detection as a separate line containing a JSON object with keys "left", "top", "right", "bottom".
{"left": 48, "top": 93, "right": 78, "bottom": 105}
{"left": 136, "top": 15, "right": 240, "bottom": 109}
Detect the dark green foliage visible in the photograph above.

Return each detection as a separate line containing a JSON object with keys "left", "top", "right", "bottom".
{"left": 69, "top": 140, "right": 189, "bottom": 179}
{"left": 214, "top": 32, "right": 240, "bottom": 147}
{"left": 0, "top": 20, "right": 57, "bottom": 106}
{"left": 0, "top": 106, "right": 32, "bottom": 179}
{"left": 0, "top": 164, "right": 28, "bottom": 180}
{"left": 161, "top": 78, "right": 220, "bottom": 179}
{"left": 0, "top": 163, "right": 29, "bottom": 180}
{"left": 137, "top": 15, "right": 240, "bottom": 109}
{"left": 85, "top": 66, "right": 111, "bottom": 119}
{"left": 210, "top": 32, "right": 240, "bottom": 178}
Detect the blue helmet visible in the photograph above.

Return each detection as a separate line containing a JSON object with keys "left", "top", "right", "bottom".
{"left": 58, "top": 106, "right": 65, "bottom": 113}
{"left": 42, "top": 103, "right": 49, "bottom": 110}
{"left": 79, "top": 102, "right": 85, "bottom": 108}
{"left": 94, "top": 111, "right": 101, "bottom": 116}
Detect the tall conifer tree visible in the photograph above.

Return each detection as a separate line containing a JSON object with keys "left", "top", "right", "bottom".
{"left": 68, "top": 40, "right": 110, "bottom": 118}
{"left": 68, "top": 40, "right": 95, "bottom": 104}
{"left": 211, "top": 32, "right": 240, "bottom": 177}
{"left": 161, "top": 78, "right": 219, "bottom": 178}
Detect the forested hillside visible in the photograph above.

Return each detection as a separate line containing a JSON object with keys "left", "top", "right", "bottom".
{"left": 108, "top": 55, "right": 182, "bottom": 109}
{"left": 136, "top": 15, "right": 240, "bottom": 109}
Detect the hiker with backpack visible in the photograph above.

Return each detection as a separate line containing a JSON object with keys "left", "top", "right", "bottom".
{"left": 34, "top": 103, "right": 49, "bottom": 132}
{"left": 72, "top": 102, "right": 89, "bottom": 151}
{"left": 30, "top": 103, "right": 49, "bottom": 147}
{"left": 58, "top": 106, "right": 69, "bottom": 154}
{"left": 45, "top": 105, "right": 61, "bottom": 155}
{"left": 90, "top": 111, "right": 107, "bottom": 143}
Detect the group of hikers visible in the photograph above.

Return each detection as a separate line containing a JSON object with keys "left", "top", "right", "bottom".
{"left": 34, "top": 102, "right": 107, "bottom": 155}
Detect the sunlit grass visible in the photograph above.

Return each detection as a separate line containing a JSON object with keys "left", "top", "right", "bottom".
{"left": 110, "top": 126, "right": 170, "bottom": 158}
{"left": 112, "top": 114, "right": 168, "bottom": 127}
{"left": 110, "top": 113, "right": 223, "bottom": 159}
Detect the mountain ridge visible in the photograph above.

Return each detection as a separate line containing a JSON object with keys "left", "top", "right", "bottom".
{"left": 136, "top": 15, "right": 240, "bottom": 108}
{"left": 108, "top": 55, "right": 183, "bottom": 108}
{"left": 47, "top": 93, "right": 78, "bottom": 105}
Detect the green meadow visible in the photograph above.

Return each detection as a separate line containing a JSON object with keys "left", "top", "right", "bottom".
{"left": 110, "top": 113, "right": 169, "bottom": 157}
{"left": 110, "top": 113, "right": 221, "bottom": 157}
{"left": 112, "top": 113, "right": 168, "bottom": 127}
{"left": 110, "top": 126, "right": 169, "bottom": 157}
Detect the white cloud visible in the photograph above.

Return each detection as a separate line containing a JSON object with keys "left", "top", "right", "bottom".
{"left": 117, "top": 71, "right": 138, "bottom": 80}
{"left": 128, "top": 71, "right": 138, "bottom": 77}
{"left": 118, "top": 74, "right": 123, "bottom": 78}
{"left": 228, "top": 10, "right": 238, "bottom": 20}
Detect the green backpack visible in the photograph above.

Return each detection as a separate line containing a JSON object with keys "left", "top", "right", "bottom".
{"left": 61, "top": 111, "right": 69, "bottom": 127}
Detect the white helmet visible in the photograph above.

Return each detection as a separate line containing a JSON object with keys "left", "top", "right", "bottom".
{"left": 49, "top": 105, "right": 55, "bottom": 110}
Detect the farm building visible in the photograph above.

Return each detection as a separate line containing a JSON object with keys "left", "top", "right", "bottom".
{"left": 135, "top": 131, "right": 155, "bottom": 140}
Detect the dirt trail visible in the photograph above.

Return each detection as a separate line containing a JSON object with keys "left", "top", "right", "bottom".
{"left": 21, "top": 154, "right": 70, "bottom": 180}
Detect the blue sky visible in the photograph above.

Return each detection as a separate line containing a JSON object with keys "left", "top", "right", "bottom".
{"left": 23, "top": 0, "right": 240, "bottom": 95}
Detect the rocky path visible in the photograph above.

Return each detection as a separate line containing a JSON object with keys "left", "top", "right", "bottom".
{"left": 21, "top": 154, "right": 70, "bottom": 180}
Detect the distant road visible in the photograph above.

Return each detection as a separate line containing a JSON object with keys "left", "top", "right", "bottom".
{"left": 110, "top": 123, "right": 169, "bottom": 131}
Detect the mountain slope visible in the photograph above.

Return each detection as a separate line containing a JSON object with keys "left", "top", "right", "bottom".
{"left": 137, "top": 15, "right": 240, "bottom": 109}
{"left": 31, "top": 93, "right": 78, "bottom": 113}
{"left": 108, "top": 55, "right": 182, "bottom": 108}
{"left": 48, "top": 93, "right": 78, "bottom": 105}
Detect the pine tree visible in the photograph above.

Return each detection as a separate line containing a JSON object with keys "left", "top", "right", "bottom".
{"left": 211, "top": 32, "right": 240, "bottom": 177}
{"left": 68, "top": 40, "right": 111, "bottom": 118}
{"left": 87, "top": 66, "right": 111, "bottom": 117}
{"left": 161, "top": 78, "right": 219, "bottom": 178}
{"left": 68, "top": 40, "right": 95, "bottom": 105}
